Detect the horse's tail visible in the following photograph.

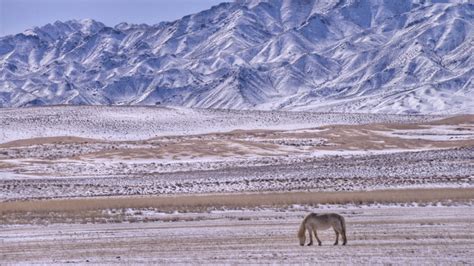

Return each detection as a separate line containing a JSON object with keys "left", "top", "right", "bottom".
{"left": 340, "top": 215, "right": 347, "bottom": 245}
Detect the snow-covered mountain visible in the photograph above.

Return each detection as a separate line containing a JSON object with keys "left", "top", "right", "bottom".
{"left": 0, "top": 0, "right": 472, "bottom": 114}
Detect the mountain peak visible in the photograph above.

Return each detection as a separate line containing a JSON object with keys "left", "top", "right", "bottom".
{"left": 0, "top": 0, "right": 472, "bottom": 114}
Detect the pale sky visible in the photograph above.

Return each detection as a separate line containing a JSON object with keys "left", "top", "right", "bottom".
{"left": 0, "top": 0, "right": 226, "bottom": 36}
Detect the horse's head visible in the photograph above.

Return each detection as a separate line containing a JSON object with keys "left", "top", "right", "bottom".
{"left": 298, "top": 234, "right": 306, "bottom": 246}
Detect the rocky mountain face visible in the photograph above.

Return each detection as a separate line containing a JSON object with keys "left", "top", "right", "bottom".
{"left": 0, "top": 0, "right": 472, "bottom": 114}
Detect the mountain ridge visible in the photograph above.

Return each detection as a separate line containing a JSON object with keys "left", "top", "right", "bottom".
{"left": 0, "top": 0, "right": 472, "bottom": 114}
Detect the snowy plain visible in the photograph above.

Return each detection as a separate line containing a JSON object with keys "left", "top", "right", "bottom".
{"left": 0, "top": 105, "right": 444, "bottom": 143}
{"left": 1, "top": 204, "right": 473, "bottom": 264}
{"left": 1, "top": 107, "right": 472, "bottom": 200}
{"left": 0, "top": 106, "right": 472, "bottom": 264}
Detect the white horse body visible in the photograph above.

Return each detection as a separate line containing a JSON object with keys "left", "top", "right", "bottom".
{"left": 298, "top": 213, "right": 347, "bottom": 246}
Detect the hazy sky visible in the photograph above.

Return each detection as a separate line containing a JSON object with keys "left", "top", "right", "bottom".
{"left": 0, "top": 0, "right": 225, "bottom": 36}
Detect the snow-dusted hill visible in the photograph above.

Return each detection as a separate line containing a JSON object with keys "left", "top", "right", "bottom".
{"left": 0, "top": 0, "right": 472, "bottom": 114}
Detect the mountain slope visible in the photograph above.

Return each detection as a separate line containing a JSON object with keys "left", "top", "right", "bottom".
{"left": 0, "top": 0, "right": 472, "bottom": 114}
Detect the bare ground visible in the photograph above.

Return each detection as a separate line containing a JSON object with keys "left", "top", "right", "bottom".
{"left": 1, "top": 205, "right": 472, "bottom": 264}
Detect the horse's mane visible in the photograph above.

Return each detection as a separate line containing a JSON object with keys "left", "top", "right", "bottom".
{"left": 297, "top": 213, "right": 313, "bottom": 238}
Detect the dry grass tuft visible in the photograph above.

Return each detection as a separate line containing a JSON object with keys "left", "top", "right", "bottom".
{"left": 1, "top": 188, "right": 472, "bottom": 225}
{"left": 1, "top": 188, "right": 472, "bottom": 215}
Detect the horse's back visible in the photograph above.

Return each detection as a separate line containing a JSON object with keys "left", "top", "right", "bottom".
{"left": 308, "top": 213, "right": 344, "bottom": 230}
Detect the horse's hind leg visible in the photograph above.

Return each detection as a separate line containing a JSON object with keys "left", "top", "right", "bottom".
{"left": 333, "top": 227, "right": 339, "bottom": 245}
{"left": 338, "top": 220, "right": 347, "bottom": 245}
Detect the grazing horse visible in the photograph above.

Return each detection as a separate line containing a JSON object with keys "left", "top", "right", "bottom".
{"left": 297, "top": 213, "right": 347, "bottom": 246}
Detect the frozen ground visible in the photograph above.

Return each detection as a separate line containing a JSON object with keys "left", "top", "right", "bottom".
{"left": 1, "top": 147, "right": 473, "bottom": 200}
{"left": 1, "top": 204, "right": 472, "bottom": 264}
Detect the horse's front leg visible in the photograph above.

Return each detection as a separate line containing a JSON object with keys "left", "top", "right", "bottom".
{"left": 307, "top": 228, "right": 313, "bottom": 246}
